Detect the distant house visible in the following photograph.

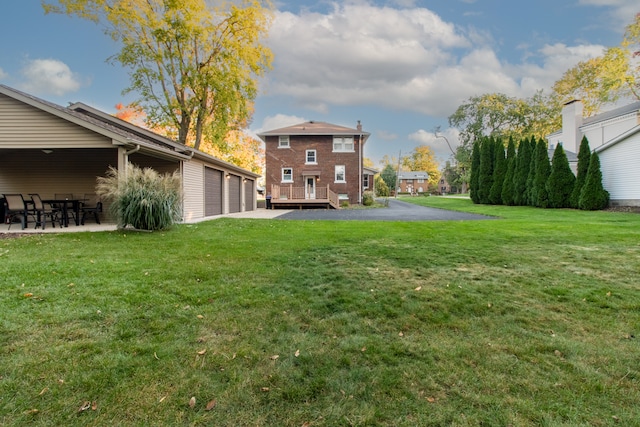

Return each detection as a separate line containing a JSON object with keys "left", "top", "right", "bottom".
{"left": 397, "top": 171, "right": 429, "bottom": 194}
{"left": 0, "top": 84, "right": 259, "bottom": 223}
{"left": 258, "top": 121, "right": 370, "bottom": 208}
{"left": 547, "top": 99, "right": 640, "bottom": 206}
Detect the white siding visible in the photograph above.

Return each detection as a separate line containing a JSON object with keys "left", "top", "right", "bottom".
{"left": 583, "top": 115, "right": 639, "bottom": 150}
{"left": 182, "top": 160, "right": 205, "bottom": 221}
{"left": 599, "top": 132, "right": 640, "bottom": 202}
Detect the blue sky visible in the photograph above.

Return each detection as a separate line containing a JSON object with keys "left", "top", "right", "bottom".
{"left": 1, "top": 1, "right": 637, "bottom": 166}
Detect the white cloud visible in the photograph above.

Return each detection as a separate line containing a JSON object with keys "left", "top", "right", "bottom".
{"left": 578, "top": 0, "right": 639, "bottom": 30}
{"left": 19, "top": 59, "right": 83, "bottom": 96}
{"left": 408, "top": 127, "right": 460, "bottom": 162}
{"left": 264, "top": 2, "right": 608, "bottom": 120}
{"left": 252, "top": 113, "right": 307, "bottom": 136}
{"left": 0, "top": 67, "right": 8, "bottom": 80}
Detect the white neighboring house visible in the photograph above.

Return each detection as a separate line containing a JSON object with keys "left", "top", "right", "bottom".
{"left": 547, "top": 99, "right": 640, "bottom": 207}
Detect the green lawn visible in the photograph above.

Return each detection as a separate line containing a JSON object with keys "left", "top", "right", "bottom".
{"left": 1, "top": 198, "right": 639, "bottom": 426}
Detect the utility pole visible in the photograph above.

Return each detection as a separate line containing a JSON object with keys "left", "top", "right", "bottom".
{"left": 395, "top": 150, "right": 402, "bottom": 198}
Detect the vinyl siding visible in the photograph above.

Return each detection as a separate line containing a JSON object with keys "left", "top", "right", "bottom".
{"left": 0, "top": 93, "right": 113, "bottom": 148}
{"left": 599, "top": 132, "right": 640, "bottom": 202}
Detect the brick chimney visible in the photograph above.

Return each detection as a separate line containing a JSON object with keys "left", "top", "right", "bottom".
{"left": 561, "top": 100, "right": 583, "bottom": 153}
{"left": 356, "top": 120, "right": 362, "bottom": 132}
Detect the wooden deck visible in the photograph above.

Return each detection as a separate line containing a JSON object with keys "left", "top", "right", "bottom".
{"left": 270, "top": 184, "right": 340, "bottom": 210}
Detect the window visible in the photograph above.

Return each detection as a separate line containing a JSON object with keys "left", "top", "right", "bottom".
{"left": 363, "top": 175, "right": 369, "bottom": 188}
{"left": 335, "top": 165, "right": 345, "bottom": 182}
{"left": 406, "top": 179, "right": 413, "bottom": 184}
{"left": 333, "top": 136, "right": 354, "bottom": 152}
{"left": 306, "top": 149, "right": 317, "bottom": 164}
{"left": 417, "top": 178, "right": 425, "bottom": 183}
{"left": 282, "top": 168, "right": 293, "bottom": 182}
{"left": 278, "top": 135, "right": 289, "bottom": 148}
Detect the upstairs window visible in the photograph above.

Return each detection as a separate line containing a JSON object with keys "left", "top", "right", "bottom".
{"left": 282, "top": 168, "right": 293, "bottom": 182}
{"left": 333, "top": 136, "right": 354, "bottom": 152}
{"left": 278, "top": 135, "right": 290, "bottom": 148}
{"left": 306, "top": 149, "right": 317, "bottom": 164}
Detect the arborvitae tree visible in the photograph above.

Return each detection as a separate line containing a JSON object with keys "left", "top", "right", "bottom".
{"left": 501, "top": 137, "right": 517, "bottom": 205}
{"left": 513, "top": 137, "right": 532, "bottom": 205}
{"left": 470, "top": 140, "right": 481, "bottom": 204}
{"left": 489, "top": 138, "right": 506, "bottom": 205}
{"left": 532, "top": 138, "right": 551, "bottom": 208}
{"left": 478, "top": 137, "right": 495, "bottom": 204}
{"left": 547, "top": 144, "right": 575, "bottom": 208}
{"left": 579, "top": 151, "right": 609, "bottom": 210}
{"left": 525, "top": 136, "right": 538, "bottom": 206}
{"left": 570, "top": 136, "right": 591, "bottom": 208}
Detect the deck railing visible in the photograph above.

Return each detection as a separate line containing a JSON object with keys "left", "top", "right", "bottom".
{"left": 271, "top": 184, "right": 339, "bottom": 208}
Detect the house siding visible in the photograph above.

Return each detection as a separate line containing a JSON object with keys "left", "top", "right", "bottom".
{"left": 0, "top": 93, "right": 113, "bottom": 148}
{"left": 599, "top": 132, "right": 640, "bottom": 205}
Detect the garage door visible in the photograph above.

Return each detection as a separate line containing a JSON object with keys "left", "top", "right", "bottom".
{"left": 244, "top": 179, "right": 255, "bottom": 211}
{"left": 228, "top": 174, "right": 241, "bottom": 213}
{"left": 204, "top": 167, "right": 223, "bottom": 216}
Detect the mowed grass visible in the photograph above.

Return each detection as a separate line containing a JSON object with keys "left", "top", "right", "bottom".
{"left": 1, "top": 198, "right": 639, "bottom": 426}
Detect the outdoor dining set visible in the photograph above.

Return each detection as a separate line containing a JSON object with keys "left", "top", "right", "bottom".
{"left": 1, "top": 193, "right": 102, "bottom": 230}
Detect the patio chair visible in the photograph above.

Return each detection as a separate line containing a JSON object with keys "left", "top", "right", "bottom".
{"left": 28, "top": 194, "right": 60, "bottom": 229}
{"left": 3, "top": 194, "right": 27, "bottom": 230}
{"left": 80, "top": 194, "right": 102, "bottom": 225}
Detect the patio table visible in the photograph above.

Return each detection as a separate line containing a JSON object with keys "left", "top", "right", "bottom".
{"left": 42, "top": 198, "right": 84, "bottom": 227}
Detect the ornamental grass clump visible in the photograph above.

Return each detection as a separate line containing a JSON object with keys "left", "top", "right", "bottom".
{"left": 96, "top": 163, "right": 182, "bottom": 230}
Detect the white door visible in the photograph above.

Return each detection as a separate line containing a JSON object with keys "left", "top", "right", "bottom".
{"left": 306, "top": 177, "right": 316, "bottom": 199}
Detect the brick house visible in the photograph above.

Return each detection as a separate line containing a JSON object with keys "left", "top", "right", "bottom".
{"left": 259, "top": 121, "right": 370, "bottom": 208}
{"left": 397, "top": 171, "right": 429, "bottom": 195}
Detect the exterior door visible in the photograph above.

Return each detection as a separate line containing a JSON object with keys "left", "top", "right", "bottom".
{"left": 306, "top": 177, "right": 316, "bottom": 199}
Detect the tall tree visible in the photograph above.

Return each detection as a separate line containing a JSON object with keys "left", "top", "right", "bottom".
{"left": 532, "top": 138, "right": 551, "bottom": 208}
{"left": 489, "top": 138, "right": 506, "bottom": 205}
{"left": 524, "top": 136, "right": 538, "bottom": 206}
{"left": 501, "top": 137, "right": 517, "bottom": 206}
{"left": 477, "top": 137, "right": 494, "bottom": 204}
{"left": 44, "top": 0, "right": 273, "bottom": 150}
{"left": 570, "top": 136, "right": 592, "bottom": 208}
{"left": 469, "top": 140, "right": 482, "bottom": 204}
{"left": 547, "top": 144, "right": 575, "bottom": 208}
{"left": 552, "top": 13, "right": 640, "bottom": 114}
{"left": 448, "top": 91, "right": 561, "bottom": 148}
{"left": 513, "top": 137, "right": 532, "bottom": 206}
{"left": 380, "top": 164, "right": 397, "bottom": 194}
{"left": 579, "top": 152, "right": 609, "bottom": 210}
{"left": 402, "top": 145, "right": 441, "bottom": 187}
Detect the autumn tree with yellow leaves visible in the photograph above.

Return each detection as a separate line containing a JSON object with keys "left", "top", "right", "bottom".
{"left": 43, "top": 0, "right": 273, "bottom": 158}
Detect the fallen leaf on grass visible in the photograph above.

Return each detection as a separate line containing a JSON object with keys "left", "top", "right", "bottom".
{"left": 91, "top": 401, "right": 98, "bottom": 411}
{"left": 426, "top": 396, "right": 436, "bottom": 403}
{"left": 24, "top": 293, "right": 33, "bottom": 298}
{"left": 398, "top": 332, "right": 404, "bottom": 337}
{"left": 78, "top": 401, "right": 91, "bottom": 412}
{"left": 196, "top": 314, "right": 204, "bottom": 319}
{"left": 154, "top": 352, "right": 160, "bottom": 360}
{"left": 24, "top": 409, "right": 39, "bottom": 415}
{"left": 361, "top": 346, "right": 367, "bottom": 352}
{"left": 261, "top": 387, "right": 270, "bottom": 392}
{"left": 414, "top": 286, "right": 422, "bottom": 291}
{"left": 294, "top": 349, "right": 300, "bottom": 357}
{"left": 197, "top": 349, "right": 207, "bottom": 355}
{"left": 205, "top": 399, "right": 217, "bottom": 411}
{"left": 38, "top": 387, "right": 48, "bottom": 396}
{"left": 189, "top": 396, "right": 196, "bottom": 408}
{"left": 270, "top": 354, "right": 279, "bottom": 360}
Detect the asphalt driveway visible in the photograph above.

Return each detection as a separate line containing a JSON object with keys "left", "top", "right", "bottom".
{"left": 274, "top": 198, "right": 495, "bottom": 221}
